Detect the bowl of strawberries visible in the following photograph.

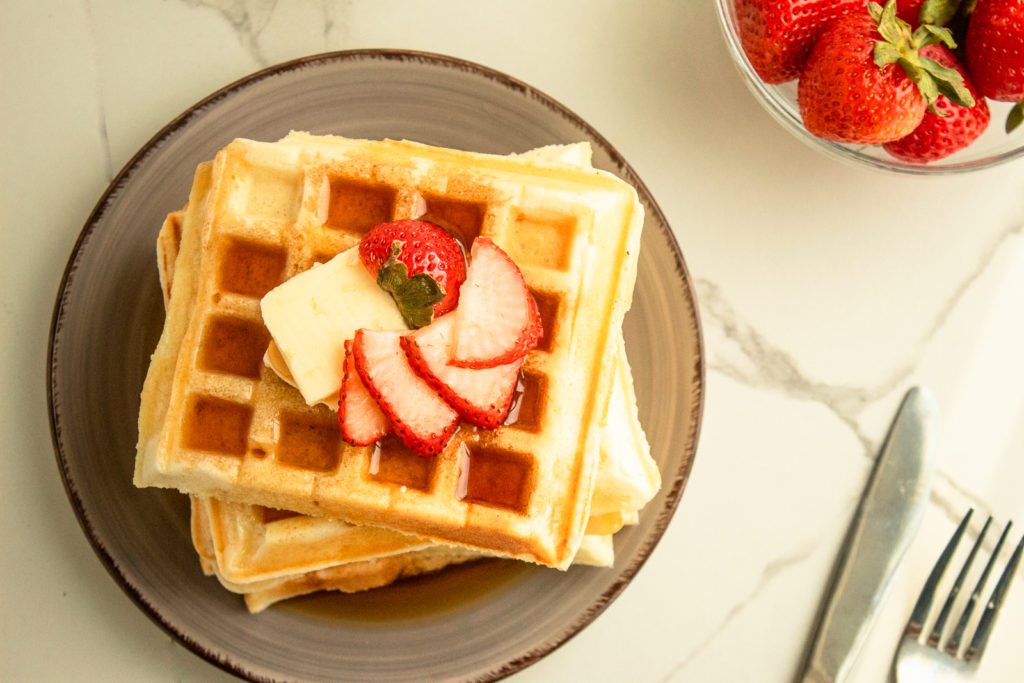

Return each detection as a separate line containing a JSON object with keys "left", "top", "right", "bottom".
{"left": 717, "top": 0, "right": 1024, "bottom": 173}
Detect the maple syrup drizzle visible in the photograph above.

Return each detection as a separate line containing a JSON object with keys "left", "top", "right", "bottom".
{"left": 323, "top": 177, "right": 396, "bottom": 232}
{"left": 217, "top": 238, "right": 287, "bottom": 299}
{"left": 277, "top": 412, "right": 341, "bottom": 472}
{"left": 368, "top": 435, "right": 435, "bottom": 491}
{"left": 182, "top": 395, "right": 252, "bottom": 456}
{"left": 456, "top": 444, "right": 535, "bottom": 513}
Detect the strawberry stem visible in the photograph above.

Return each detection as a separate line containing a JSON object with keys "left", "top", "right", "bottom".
{"left": 376, "top": 241, "right": 445, "bottom": 329}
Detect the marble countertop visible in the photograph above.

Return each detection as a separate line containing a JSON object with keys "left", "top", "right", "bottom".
{"left": 3, "top": 1, "right": 1023, "bottom": 681}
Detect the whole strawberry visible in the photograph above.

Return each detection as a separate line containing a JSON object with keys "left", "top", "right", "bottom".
{"left": 734, "top": 0, "right": 864, "bottom": 84}
{"left": 798, "top": 1, "right": 974, "bottom": 144}
{"left": 965, "top": 0, "right": 1024, "bottom": 131}
{"left": 884, "top": 44, "right": 991, "bottom": 162}
{"left": 359, "top": 219, "right": 467, "bottom": 327}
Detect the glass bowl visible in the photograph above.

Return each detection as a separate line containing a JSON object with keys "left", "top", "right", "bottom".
{"left": 715, "top": 0, "right": 1024, "bottom": 174}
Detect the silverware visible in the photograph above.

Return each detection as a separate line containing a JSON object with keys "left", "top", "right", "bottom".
{"left": 893, "top": 508, "right": 1024, "bottom": 682}
{"left": 799, "top": 386, "right": 940, "bottom": 683}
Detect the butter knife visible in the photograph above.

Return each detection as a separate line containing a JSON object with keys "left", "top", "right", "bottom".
{"left": 799, "top": 386, "right": 940, "bottom": 683}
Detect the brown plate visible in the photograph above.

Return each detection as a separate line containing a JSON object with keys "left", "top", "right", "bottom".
{"left": 47, "top": 49, "right": 704, "bottom": 682}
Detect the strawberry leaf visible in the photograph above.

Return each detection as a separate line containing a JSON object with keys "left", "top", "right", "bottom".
{"left": 376, "top": 244, "right": 409, "bottom": 290}
{"left": 874, "top": 0, "right": 905, "bottom": 44}
{"left": 1008, "top": 103, "right": 1024, "bottom": 134}
{"left": 919, "top": 0, "right": 963, "bottom": 26}
{"left": 901, "top": 59, "right": 948, "bottom": 114}
{"left": 868, "top": 2, "right": 886, "bottom": 23}
{"left": 393, "top": 275, "right": 446, "bottom": 328}
{"left": 919, "top": 56, "right": 975, "bottom": 107}
{"left": 375, "top": 241, "right": 445, "bottom": 329}
{"left": 912, "top": 23, "right": 957, "bottom": 49}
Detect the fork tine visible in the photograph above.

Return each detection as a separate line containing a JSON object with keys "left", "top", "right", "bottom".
{"left": 964, "top": 527, "right": 1024, "bottom": 662}
{"left": 945, "top": 518, "right": 1004, "bottom": 654}
{"left": 904, "top": 508, "right": 974, "bottom": 640}
{"left": 929, "top": 516, "right": 992, "bottom": 648}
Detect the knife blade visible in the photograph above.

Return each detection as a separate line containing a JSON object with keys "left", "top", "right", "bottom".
{"left": 798, "top": 386, "right": 940, "bottom": 683}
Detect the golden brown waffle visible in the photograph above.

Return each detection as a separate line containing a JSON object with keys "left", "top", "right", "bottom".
{"left": 195, "top": 497, "right": 431, "bottom": 583}
{"left": 191, "top": 496, "right": 619, "bottom": 613}
{"left": 189, "top": 496, "right": 483, "bottom": 613}
{"left": 191, "top": 495, "right": 619, "bottom": 613}
{"left": 153, "top": 175, "right": 657, "bottom": 606}
{"left": 136, "top": 133, "right": 645, "bottom": 568}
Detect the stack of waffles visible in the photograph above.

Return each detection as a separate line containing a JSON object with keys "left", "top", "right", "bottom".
{"left": 137, "top": 132, "right": 658, "bottom": 611}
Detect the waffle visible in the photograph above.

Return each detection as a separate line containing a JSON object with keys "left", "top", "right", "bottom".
{"left": 136, "top": 132, "right": 645, "bottom": 568}
{"left": 152, "top": 163, "right": 654, "bottom": 614}
{"left": 155, "top": 199, "right": 655, "bottom": 612}
{"left": 190, "top": 496, "right": 620, "bottom": 612}
{"left": 191, "top": 493, "right": 614, "bottom": 610}
{"left": 189, "top": 496, "right": 484, "bottom": 612}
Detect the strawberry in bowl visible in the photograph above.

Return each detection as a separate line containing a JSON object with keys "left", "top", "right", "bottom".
{"left": 883, "top": 43, "right": 991, "bottom": 162}
{"left": 734, "top": 0, "right": 864, "bottom": 84}
{"left": 966, "top": 0, "right": 1024, "bottom": 132}
{"left": 718, "top": 0, "right": 1024, "bottom": 171}
{"left": 797, "top": 2, "right": 973, "bottom": 144}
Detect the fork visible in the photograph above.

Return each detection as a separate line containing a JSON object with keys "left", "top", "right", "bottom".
{"left": 894, "top": 508, "right": 1024, "bottom": 682}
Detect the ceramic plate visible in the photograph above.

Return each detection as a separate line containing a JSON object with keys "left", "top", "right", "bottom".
{"left": 48, "top": 50, "right": 704, "bottom": 682}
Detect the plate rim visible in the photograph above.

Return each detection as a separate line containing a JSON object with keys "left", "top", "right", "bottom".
{"left": 46, "top": 48, "right": 705, "bottom": 682}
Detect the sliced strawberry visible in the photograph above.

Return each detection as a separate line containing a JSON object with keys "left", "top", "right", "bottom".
{"left": 450, "top": 237, "right": 543, "bottom": 369}
{"left": 338, "top": 339, "right": 391, "bottom": 446}
{"left": 352, "top": 328, "right": 459, "bottom": 457}
{"left": 402, "top": 314, "right": 523, "bottom": 429}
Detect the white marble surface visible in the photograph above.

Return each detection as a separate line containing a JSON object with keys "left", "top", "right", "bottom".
{"left": 3, "top": 1, "right": 1024, "bottom": 681}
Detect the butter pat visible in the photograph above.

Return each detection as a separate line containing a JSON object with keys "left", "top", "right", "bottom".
{"left": 260, "top": 247, "right": 408, "bottom": 405}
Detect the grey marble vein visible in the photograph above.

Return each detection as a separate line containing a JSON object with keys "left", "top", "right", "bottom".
{"left": 697, "top": 276, "right": 877, "bottom": 451}
{"left": 698, "top": 221, "right": 1024, "bottom": 450}
{"left": 179, "top": 0, "right": 279, "bottom": 67}
{"left": 698, "top": 220, "right": 1024, "bottom": 528}
{"left": 321, "top": 0, "right": 353, "bottom": 47}
{"left": 656, "top": 536, "right": 824, "bottom": 682}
